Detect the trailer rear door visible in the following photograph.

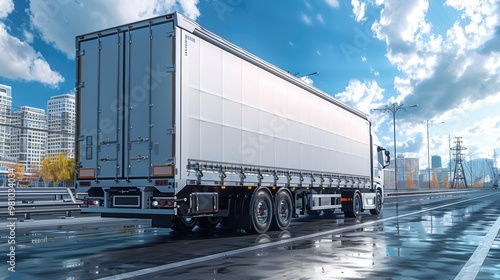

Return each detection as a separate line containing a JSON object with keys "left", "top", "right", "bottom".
{"left": 76, "top": 19, "right": 176, "bottom": 181}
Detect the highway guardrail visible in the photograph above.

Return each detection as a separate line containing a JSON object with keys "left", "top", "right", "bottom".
{"left": 0, "top": 187, "right": 81, "bottom": 220}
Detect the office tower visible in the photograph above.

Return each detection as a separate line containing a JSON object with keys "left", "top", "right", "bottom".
{"left": 47, "top": 94, "right": 75, "bottom": 158}
{"left": 0, "top": 84, "right": 13, "bottom": 162}
{"left": 10, "top": 106, "right": 48, "bottom": 175}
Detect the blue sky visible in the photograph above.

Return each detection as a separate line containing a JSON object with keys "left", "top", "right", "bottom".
{"left": 0, "top": 0, "right": 499, "bottom": 170}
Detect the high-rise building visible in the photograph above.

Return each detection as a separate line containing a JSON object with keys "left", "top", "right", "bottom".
{"left": 47, "top": 94, "right": 75, "bottom": 158}
{"left": 10, "top": 106, "right": 47, "bottom": 175}
{"left": 0, "top": 84, "right": 13, "bottom": 162}
{"left": 390, "top": 155, "right": 420, "bottom": 188}
{"left": 431, "top": 155, "right": 442, "bottom": 169}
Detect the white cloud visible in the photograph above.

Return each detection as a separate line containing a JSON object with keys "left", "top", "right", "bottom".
{"left": 305, "top": 0, "right": 312, "bottom": 10}
{"left": 351, "top": 0, "right": 366, "bottom": 22}
{"left": 0, "top": 2, "right": 63, "bottom": 87}
{"left": 371, "top": 0, "right": 500, "bottom": 123}
{"left": 0, "top": 0, "right": 14, "bottom": 19}
{"left": 325, "top": 0, "right": 340, "bottom": 8}
{"left": 0, "top": 22, "right": 64, "bottom": 87}
{"left": 301, "top": 12, "right": 312, "bottom": 25}
{"left": 23, "top": 29, "right": 34, "bottom": 44}
{"left": 317, "top": 13, "right": 324, "bottom": 23}
{"left": 300, "top": 76, "right": 314, "bottom": 85}
{"left": 335, "top": 79, "right": 385, "bottom": 114}
{"left": 28, "top": 0, "right": 200, "bottom": 60}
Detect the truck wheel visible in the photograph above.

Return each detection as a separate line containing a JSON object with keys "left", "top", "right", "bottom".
{"left": 197, "top": 217, "right": 221, "bottom": 230}
{"left": 250, "top": 189, "right": 273, "bottom": 234}
{"left": 271, "top": 190, "right": 293, "bottom": 230}
{"left": 344, "top": 192, "right": 361, "bottom": 218}
{"left": 171, "top": 216, "right": 197, "bottom": 231}
{"left": 370, "top": 190, "right": 383, "bottom": 215}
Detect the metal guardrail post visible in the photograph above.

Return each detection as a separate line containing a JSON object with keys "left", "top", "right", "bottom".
{"left": 23, "top": 212, "right": 34, "bottom": 222}
{"left": 64, "top": 210, "right": 74, "bottom": 219}
{"left": 66, "top": 188, "right": 77, "bottom": 204}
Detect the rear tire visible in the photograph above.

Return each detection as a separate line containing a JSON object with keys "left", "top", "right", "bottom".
{"left": 271, "top": 190, "right": 293, "bottom": 230}
{"left": 250, "top": 189, "right": 273, "bottom": 234}
{"left": 344, "top": 192, "right": 361, "bottom": 218}
{"left": 171, "top": 216, "right": 197, "bottom": 231}
{"left": 370, "top": 190, "right": 383, "bottom": 215}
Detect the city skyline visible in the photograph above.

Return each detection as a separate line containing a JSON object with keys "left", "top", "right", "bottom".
{"left": 0, "top": 83, "right": 75, "bottom": 176}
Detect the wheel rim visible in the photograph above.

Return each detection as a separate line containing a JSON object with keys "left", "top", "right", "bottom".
{"left": 277, "top": 198, "right": 290, "bottom": 224}
{"left": 256, "top": 200, "right": 270, "bottom": 225}
{"left": 354, "top": 194, "right": 360, "bottom": 214}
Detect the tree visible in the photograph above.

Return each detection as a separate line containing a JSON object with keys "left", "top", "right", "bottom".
{"left": 472, "top": 182, "right": 483, "bottom": 188}
{"left": 41, "top": 153, "right": 74, "bottom": 187}
{"left": 405, "top": 167, "right": 416, "bottom": 188}
{"left": 3, "top": 162, "right": 25, "bottom": 181}
{"left": 442, "top": 174, "right": 451, "bottom": 188}
{"left": 430, "top": 168, "right": 439, "bottom": 188}
{"left": 25, "top": 163, "right": 41, "bottom": 182}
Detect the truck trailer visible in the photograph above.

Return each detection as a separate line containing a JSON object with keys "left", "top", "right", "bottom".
{"left": 75, "top": 12, "right": 390, "bottom": 234}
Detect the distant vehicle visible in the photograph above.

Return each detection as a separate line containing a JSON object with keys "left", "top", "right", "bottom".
{"left": 75, "top": 12, "right": 390, "bottom": 233}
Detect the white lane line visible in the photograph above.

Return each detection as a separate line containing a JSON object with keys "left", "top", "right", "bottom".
{"left": 98, "top": 193, "right": 494, "bottom": 280}
{"left": 454, "top": 214, "right": 500, "bottom": 280}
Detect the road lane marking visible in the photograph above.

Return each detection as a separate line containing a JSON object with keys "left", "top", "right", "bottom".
{"left": 454, "top": 214, "right": 500, "bottom": 280}
{"left": 98, "top": 193, "right": 495, "bottom": 280}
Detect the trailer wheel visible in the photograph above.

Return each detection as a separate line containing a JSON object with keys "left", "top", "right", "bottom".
{"left": 370, "top": 190, "right": 383, "bottom": 215}
{"left": 271, "top": 190, "right": 293, "bottom": 230}
{"left": 344, "top": 192, "right": 361, "bottom": 218}
{"left": 250, "top": 189, "right": 273, "bottom": 234}
{"left": 171, "top": 216, "right": 197, "bottom": 231}
{"left": 197, "top": 217, "right": 221, "bottom": 230}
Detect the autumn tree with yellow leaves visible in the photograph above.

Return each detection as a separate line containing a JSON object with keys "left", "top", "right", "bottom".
{"left": 442, "top": 174, "right": 451, "bottom": 188}
{"left": 405, "top": 167, "right": 416, "bottom": 189}
{"left": 41, "top": 153, "right": 74, "bottom": 187}
{"left": 430, "top": 168, "right": 439, "bottom": 188}
{"left": 2, "top": 162, "right": 25, "bottom": 181}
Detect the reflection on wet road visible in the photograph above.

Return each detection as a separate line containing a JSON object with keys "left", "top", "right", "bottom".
{"left": 1, "top": 189, "right": 499, "bottom": 280}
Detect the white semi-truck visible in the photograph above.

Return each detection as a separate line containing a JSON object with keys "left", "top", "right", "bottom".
{"left": 75, "top": 12, "right": 390, "bottom": 234}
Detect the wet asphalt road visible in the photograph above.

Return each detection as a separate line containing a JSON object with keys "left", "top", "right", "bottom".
{"left": 1, "top": 189, "right": 499, "bottom": 280}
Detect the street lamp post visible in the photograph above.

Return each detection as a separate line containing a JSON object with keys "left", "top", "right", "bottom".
{"left": 426, "top": 120, "right": 444, "bottom": 188}
{"left": 373, "top": 103, "right": 418, "bottom": 190}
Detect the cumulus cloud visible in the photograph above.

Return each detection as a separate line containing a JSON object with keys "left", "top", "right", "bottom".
{"left": 371, "top": 0, "right": 500, "bottom": 122}
{"left": 0, "top": 1, "right": 64, "bottom": 88}
{"left": 0, "top": 0, "right": 14, "bottom": 19}
{"left": 351, "top": 0, "right": 366, "bottom": 22}
{"left": 28, "top": 0, "right": 200, "bottom": 60}
{"left": 335, "top": 79, "right": 385, "bottom": 114}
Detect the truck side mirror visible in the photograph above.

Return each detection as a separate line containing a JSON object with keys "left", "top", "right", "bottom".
{"left": 384, "top": 150, "right": 391, "bottom": 167}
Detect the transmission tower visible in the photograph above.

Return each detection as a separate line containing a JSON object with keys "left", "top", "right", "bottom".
{"left": 451, "top": 137, "right": 468, "bottom": 188}
{"left": 494, "top": 149, "right": 499, "bottom": 188}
